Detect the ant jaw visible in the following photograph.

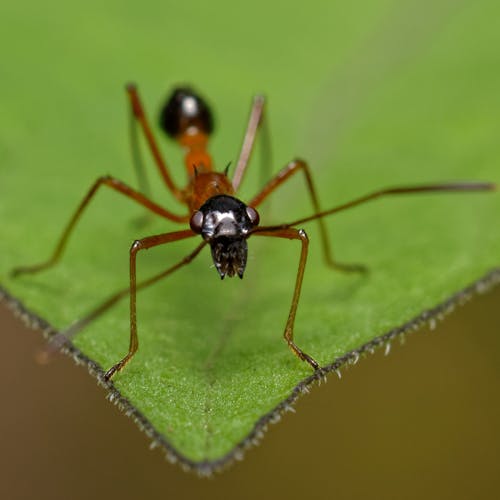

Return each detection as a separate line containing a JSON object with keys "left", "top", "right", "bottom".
{"left": 218, "top": 271, "right": 245, "bottom": 280}
{"left": 210, "top": 237, "right": 248, "bottom": 280}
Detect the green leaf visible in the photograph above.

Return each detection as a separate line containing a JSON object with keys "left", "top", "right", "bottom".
{"left": 1, "top": 0, "right": 499, "bottom": 472}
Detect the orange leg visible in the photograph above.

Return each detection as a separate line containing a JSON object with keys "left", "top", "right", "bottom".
{"left": 104, "top": 229, "right": 196, "bottom": 380}
{"left": 232, "top": 94, "right": 266, "bottom": 191}
{"left": 11, "top": 176, "right": 188, "bottom": 277}
{"left": 45, "top": 242, "right": 207, "bottom": 352}
{"left": 250, "top": 181, "right": 496, "bottom": 372}
{"left": 126, "top": 84, "right": 184, "bottom": 201}
{"left": 128, "top": 95, "right": 152, "bottom": 199}
{"left": 258, "top": 101, "right": 273, "bottom": 194}
{"left": 249, "top": 159, "right": 366, "bottom": 272}
{"left": 254, "top": 227, "right": 319, "bottom": 370}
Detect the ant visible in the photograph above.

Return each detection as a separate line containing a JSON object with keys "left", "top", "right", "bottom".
{"left": 11, "top": 84, "right": 496, "bottom": 380}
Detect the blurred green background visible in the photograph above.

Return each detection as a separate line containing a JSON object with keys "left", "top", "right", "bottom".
{"left": 1, "top": 0, "right": 499, "bottom": 498}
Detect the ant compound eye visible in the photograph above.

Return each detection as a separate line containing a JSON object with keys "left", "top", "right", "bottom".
{"left": 246, "top": 206, "right": 260, "bottom": 226}
{"left": 189, "top": 211, "right": 204, "bottom": 233}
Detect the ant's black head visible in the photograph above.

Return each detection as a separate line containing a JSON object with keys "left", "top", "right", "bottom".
{"left": 159, "top": 87, "right": 214, "bottom": 138}
{"left": 190, "top": 195, "right": 260, "bottom": 279}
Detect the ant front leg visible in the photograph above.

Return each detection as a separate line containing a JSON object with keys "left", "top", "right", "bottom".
{"left": 104, "top": 229, "right": 196, "bottom": 380}
{"left": 249, "top": 159, "right": 367, "bottom": 273}
{"left": 11, "top": 176, "right": 188, "bottom": 277}
{"left": 43, "top": 241, "right": 207, "bottom": 358}
{"left": 253, "top": 227, "right": 319, "bottom": 371}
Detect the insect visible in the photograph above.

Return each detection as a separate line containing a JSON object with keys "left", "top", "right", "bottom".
{"left": 11, "top": 84, "right": 496, "bottom": 380}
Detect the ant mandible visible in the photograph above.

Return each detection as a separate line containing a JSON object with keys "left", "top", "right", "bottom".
{"left": 11, "top": 84, "right": 496, "bottom": 380}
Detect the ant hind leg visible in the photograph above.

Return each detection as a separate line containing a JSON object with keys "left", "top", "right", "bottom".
{"left": 249, "top": 159, "right": 368, "bottom": 274}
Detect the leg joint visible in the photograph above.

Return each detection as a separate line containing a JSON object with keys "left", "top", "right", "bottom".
{"left": 130, "top": 239, "right": 142, "bottom": 254}
{"left": 96, "top": 175, "right": 113, "bottom": 184}
{"left": 290, "top": 158, "right": 308, "bottom": 170}
{"left": 298, "top": 228, "right": 309, "bottom": 241}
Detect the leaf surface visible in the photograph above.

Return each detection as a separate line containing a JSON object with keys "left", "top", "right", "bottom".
{"left": 1, "top": 0, "right": 499, "bottom": 470}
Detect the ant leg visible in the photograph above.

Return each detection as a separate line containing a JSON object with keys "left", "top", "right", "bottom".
{"left": 249, "top": 159, "right": 366, "bottom": 273}
{"left": 253, "top": 227, "right": 319, "bottom": 370}
{"left": 232, "top": 94, "right": 266, "bottom": 191}
{"left": 128, "top": 99, "right": 154, "bottom": 228}
{"left": 11, "top": 176, "right": 188, "bottom": 277}
{"left": 128, "top": 98, "right": 152, "bottom": 199}
{"left": 126, "top": 84, "right": 184, "bottom": 201}
{"left": 250, "top": 180, "right": 496, "bottom": 371}
{"left": 105, "top": 229, "right": 195, "bottom": 380}
{"left": 258, "top": 102, "right": 273, "bottom": 208}
{"left": 46, "top": 242, "right": 206, "bottom": 357}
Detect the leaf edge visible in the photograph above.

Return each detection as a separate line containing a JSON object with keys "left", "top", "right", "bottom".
{"left": 1, "top": 267, "right": 499, "bottom": 476}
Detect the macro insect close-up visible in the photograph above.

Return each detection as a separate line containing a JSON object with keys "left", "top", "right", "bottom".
{"left": 0, "top": 0, "right": 500, "bottom": 500}
{"left": 9, "top": 84, "right": 496, "bottom": 380}
{"left": 2, "top": 1, "right": 500, "bottom": 498}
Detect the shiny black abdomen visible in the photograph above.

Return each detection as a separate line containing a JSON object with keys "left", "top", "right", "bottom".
{"left": 159, "top": 87, "right": 214, "bottom": 138}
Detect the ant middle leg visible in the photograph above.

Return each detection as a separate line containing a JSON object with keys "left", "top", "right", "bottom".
{"left": 249, "top": 159, "right": 367, "bottom": 273}
{"left": 11, "top": 176, "right": 188, "bottom": 277}
{"left": 45, "top": 241, "right": 207, "bottom": 362}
